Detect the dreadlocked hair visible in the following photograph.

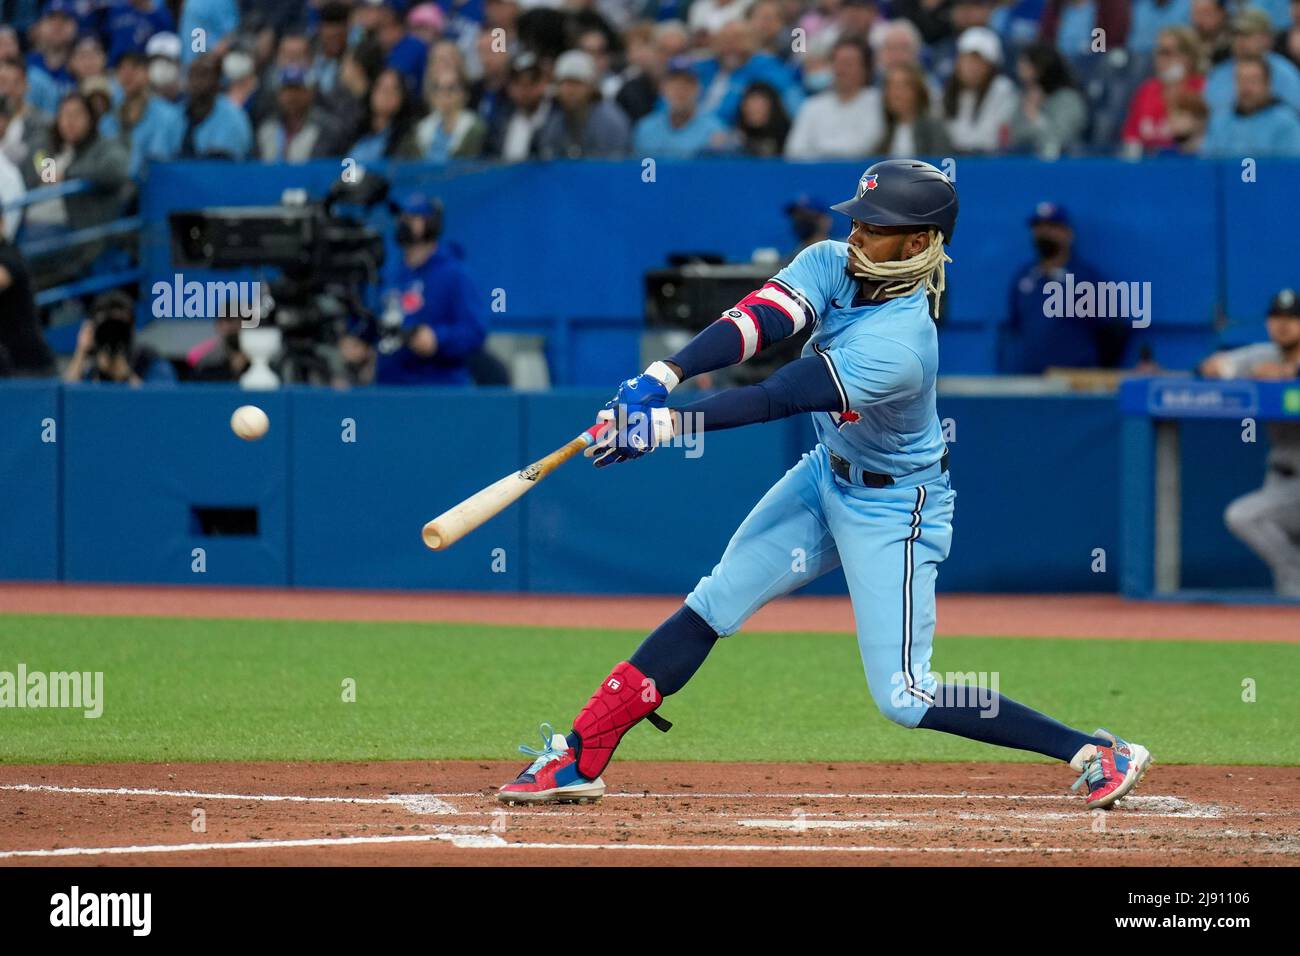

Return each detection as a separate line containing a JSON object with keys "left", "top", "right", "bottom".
{"left": 847, "top": 228, "right": 952, "bottom": 317}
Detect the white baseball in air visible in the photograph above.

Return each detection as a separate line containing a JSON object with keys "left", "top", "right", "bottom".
{"left": 230, "top": 404, "right": 270, "bottom": 441}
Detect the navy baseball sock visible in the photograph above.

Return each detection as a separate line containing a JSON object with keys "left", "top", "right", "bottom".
{"left": 917, "top": 688, "right": 1111, "bottom": 763}
{"left": 566, "top": 605, "right": 718, "bottom": 753}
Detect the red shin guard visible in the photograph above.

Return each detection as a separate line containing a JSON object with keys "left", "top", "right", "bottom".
{"left": 573, "top": 661, "right": 668, "bottom": 780}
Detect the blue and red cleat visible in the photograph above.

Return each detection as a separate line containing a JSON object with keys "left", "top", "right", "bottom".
{"left": 1070, "top": 728, "right": 1152, "bottom": 810}
{"left": 498, "top": 723, "right": 606, "bottom": 805}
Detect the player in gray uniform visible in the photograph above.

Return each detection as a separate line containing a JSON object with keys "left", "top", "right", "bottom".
{"left": 1201, "top": 289, "right": 1300, "bottom": 597}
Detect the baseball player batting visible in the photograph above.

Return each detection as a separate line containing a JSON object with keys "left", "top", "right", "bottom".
{"left": 499, "top": 160, "right": 1152, "bottom": 811}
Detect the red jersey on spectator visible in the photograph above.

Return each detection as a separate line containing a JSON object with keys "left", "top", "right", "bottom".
{"left": 1122, "top": 74, "right": 1206, "bottom": 151}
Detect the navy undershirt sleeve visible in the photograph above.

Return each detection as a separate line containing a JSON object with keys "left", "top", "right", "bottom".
{"left": 673, "top": 355, "right": 845, "bottom": 432}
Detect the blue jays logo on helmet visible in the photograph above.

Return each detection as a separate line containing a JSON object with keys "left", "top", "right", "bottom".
{"left": 833, "top": 159, "right": 959, "bottom": 242}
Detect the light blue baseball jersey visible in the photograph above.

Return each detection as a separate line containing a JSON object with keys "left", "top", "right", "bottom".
{"left": 771, "top": 240, "right": 947, "bottom": 480}
{"left": 684, "top": 239, "right": 955, "bottom": 726}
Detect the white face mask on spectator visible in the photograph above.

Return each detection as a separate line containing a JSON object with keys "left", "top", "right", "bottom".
{"left": 805, "top": 70, "right": 832, "bottom": 92}
{"left": 1158, "top": 61, "right": 1186, "bottom": 84}
{"left": 149, "top": 59, "right": 179, "bottom": 88}
{"left": 223, "top": 51, "right": 254, "bottom": 83}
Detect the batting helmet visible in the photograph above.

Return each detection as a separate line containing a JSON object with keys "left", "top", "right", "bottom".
{"left": 830, "top": 159, "right": 958, "bottom": 243}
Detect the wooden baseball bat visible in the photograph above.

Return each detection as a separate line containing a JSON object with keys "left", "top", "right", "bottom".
{"left": 422, "top": 421, "right": 609, "bottom": 551}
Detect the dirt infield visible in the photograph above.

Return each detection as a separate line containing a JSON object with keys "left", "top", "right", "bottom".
{"left": 1, "top": 761, "right": 1296, "bottom": 866}
{"left": 2, "top": 583, "right": 1298, "bottom": 641}
{"left": 3, "top": 585, "right": 1295, "bottom": 866}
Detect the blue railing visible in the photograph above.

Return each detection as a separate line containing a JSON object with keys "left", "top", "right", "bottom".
{"left": 6, "top": 179, "right": 143, "bottom": 308}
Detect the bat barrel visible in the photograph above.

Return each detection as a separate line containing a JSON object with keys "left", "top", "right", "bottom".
{"left": 421, "top": 423, "right": 607, "bottom": 552}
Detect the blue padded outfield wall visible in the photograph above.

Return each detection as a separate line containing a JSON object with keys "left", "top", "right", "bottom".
{"left": 0, "top": 383, "right": 1270, "bottom": 594}
{"left": 138, "top": 157, "right": 1300, "bottom": 383}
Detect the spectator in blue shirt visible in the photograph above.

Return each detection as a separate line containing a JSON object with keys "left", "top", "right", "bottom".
{"left": 26, "top": 0, "right": 81, "bottom": 116}
{"left": 1000, "top": 202, "right": 1130, "bottom": 374}
{"left": 1205, "top": 7, "right": 1300, "bottom": 112}
{"left": 344, "top": 194, "right": 486, "bottom": 386}
{"left": 695, "top": 20, "right": 802, "bottom": 125}
{"left": 179, "top": 53, "right": 252, "bottom": 160}
{"left": 633, "top": 57, "right": 726, "bottom": 158}
{"left": 178, "top": 0, "right": 239, "bottom": 65}
{"left": 376, "top": 1, "right": 430, "bottom": 94}
{"left": 100, "top": 50, "right": 184, "bottom": 174}
{"left": 104, "top": 0, "right": 175, "bottom": 66}
{"left": 1203, "top": 54, "right": 1300, "bottom": 155}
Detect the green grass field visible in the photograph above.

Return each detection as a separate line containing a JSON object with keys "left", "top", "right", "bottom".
{"left": 0, "top": 614, "right": 1293, "bottom": 765}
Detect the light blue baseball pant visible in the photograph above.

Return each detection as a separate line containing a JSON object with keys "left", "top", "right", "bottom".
{"left": 684, "top": 444, "right": 955, "bottom": 728}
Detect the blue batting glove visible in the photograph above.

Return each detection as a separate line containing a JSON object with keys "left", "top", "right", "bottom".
{"left": 588, "top": 364, "right": 678, "bottom": 468}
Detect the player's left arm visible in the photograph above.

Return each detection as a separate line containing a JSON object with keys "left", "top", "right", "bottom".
{"left": 659, "top": 354, "right": 845, "bottom": 436}
{"left": 596, "top": 338, "right": 921, "bottom": 468}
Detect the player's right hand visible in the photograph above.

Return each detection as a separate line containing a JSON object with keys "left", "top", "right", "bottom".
{"left": 587, "top": 370, "right": 672, "bottom": 467}
{"left": 590, "top": 404, "right": 674, "bottom": 467}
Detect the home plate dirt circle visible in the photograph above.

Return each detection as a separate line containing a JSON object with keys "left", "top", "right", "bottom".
{"left": 1, "top": 761, "right": 1297, "bottom": 866}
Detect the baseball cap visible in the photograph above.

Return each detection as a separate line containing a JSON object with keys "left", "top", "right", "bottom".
{"left": 145, "top": 31, "right": 181, "bottom": 61}
{"left": 785, "top": 194, "right": 828, "bottom": 216}
{"left": 407, "top": 3, "right": 444, "bottom": 30}
{"left": 955, "top": 26, "right": 1002, "bottom": 66}
{"left": 1232, "top": 8, "right": 1274, "bottom": 35}
{"left": 1268, "top": 288, "right": 1300, "bottom": 318}
{"left": 397, "top": 192, "right": 439, "bottom": 218}
{"left": 43, "top": 0, "right": 77, "bottom": 18}
{"left": 278, "top": 65, "right": 309, "bottom": 87}
{"left": 1029, "top": 201, "right": 1070, "bottom": 227}
{"left": 319, "top": 2, "right": 351, "bottom": 24}
{"left": 663, "top": 55, "right": 697, "bottom": 78}
{"left": 554, "top": 49, "right": 596, "bottom": 84}
{"left": 511, "top": 52, "right": 541, "bottom": 77}
{"left": 224, "top": 49, "right": 255, "bottom": 82}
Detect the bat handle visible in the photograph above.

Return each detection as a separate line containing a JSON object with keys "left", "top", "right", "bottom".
{"left": 581, "top": 420, "right": 611, "bottom": 446}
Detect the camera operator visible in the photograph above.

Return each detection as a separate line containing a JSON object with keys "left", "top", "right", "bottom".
{"left": 341, "top": 194, "right": 486, "bottom": 386}
{"left": 186, "top": 314, "right": 249, "bottom": 382}
{"left": 64, "top": 290, "right": 175, "bottom": 385}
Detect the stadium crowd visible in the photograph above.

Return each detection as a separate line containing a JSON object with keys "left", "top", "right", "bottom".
{"left": 2, "top": 0, "right": 1298, "bottom": 389}
{"left": 0, "top": 0, "right": 1297, "bottom": 190}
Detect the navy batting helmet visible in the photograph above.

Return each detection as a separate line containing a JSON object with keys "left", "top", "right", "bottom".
{"left": 830, "top": 159, "right": 958, "bottom": 243}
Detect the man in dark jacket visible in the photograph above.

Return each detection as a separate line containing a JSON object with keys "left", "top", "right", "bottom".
{"left": 0, "top": 205, "right": 55, "bottom": 377}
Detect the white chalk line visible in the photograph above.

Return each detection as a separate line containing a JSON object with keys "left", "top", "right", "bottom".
{"left": 0, "top": 834, "right": 1075, "bottom": 858}
{"left": 738, "top": 819, "right": 906, "bottom": 831}
{"left": 0, "top": 830, "right": 497, "bottom": 860}
{"left": 0, "top": 783, "right": 458, "bottom": 816}
{"left": 0, "top": 783, "right": 1222, "bottom": 821}
{"left": 424, "top": 791, "right": 1195, "bottom": 807}
{"left": 4, "top": 834, "right": 1298, "bottom": 860}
